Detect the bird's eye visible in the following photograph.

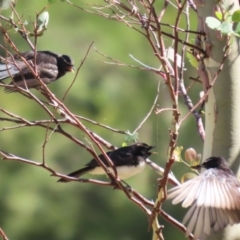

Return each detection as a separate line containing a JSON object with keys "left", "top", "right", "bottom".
{"left": 62, "top": 55, "right": 73, "bottom": 66}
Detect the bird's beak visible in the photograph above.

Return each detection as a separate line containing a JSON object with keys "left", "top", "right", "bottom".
{"left": 149, "top": 146, "right": 157, "bottom": 154}
{"left": 68, "top": 66, "right": 75, "bottom": 73}
{"left": 191, "top": 164, "right": 201, "bottom": 170}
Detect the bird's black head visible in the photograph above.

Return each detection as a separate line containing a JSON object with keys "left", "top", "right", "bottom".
{"left": 58, "top": 54, "right": 74, "bottom": 73}
{"left": 134, "top": 142, "right": 155, "bottom": 158}
{"left": 201, "top": 156, "right": 229, "bottom": 170}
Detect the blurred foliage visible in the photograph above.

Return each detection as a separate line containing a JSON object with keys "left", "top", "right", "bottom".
{"left": 0, "top": 1, "right": 202, "bottom": 240}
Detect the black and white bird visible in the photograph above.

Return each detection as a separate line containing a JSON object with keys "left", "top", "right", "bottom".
{"left": 58, "top": 142, "right": 154, "bottom": 182}
{"left": 0, "top": 50, "right": 74, "bottom": 92}
{"left": 168, "top": 156, "right": 240, "bottom": 240}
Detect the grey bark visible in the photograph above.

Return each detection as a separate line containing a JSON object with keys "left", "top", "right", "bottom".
{"left": 199, "top": 0, "right": 240, "bottom": 239}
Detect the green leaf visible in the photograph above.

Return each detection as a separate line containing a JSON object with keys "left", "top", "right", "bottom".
{"left": 124, "top": 131, "right": 139, "bottom": 143}
{"left": 219, "top": 22, "right": 233, "bottom": 34}
{"left": 186, "top": 52, "right": 198, "bottom": 69}
{"left": 234, "top": 32, "right": 240, "bottom": 37}
{"left": 206, "top": 17, "right": 221, "bottom": 30}
{"left": 38, "top": 11, "right": 49, "bottom": 28}
{"left": 232, "top": 10, "right": 240, "bottom": 22}
{"left": 0, "top": 0, "right": 14, "bottom": 9}
{"left": 37, "top": 11, "right": 49, "bottom": 33}
{"left": 173, "top": 146, "right": 183, "bottom": 162}
{"left": 215, "top": 11, "right": 222, "bottom": 20}
{"left": 190, "top": 154, "right": 201, "bottom": 167}
{"left": 226, "top": 14, "right": 233, "bottom": 23}
{"left": 181, "top": 173, "right": 197, "bottom": 183}
{"left": 235, "top": 22, "right": 240, "bottom": 34}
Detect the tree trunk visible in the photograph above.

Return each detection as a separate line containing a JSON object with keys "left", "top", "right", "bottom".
{"left": 200, "top": 0, "right": 240, "bottom": 239}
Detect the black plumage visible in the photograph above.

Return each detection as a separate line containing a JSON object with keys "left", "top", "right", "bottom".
{"left": 0, "top": 51, "right": 74, "bottom": 92}
{"left": 58, "top": 142, "right": 154, "bottom": 182}
{"left": 168, "top": 156, "right": 240, "bottom": 240}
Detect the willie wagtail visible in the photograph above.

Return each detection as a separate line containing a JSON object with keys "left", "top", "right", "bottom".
{"left": 0, "top": 50, "right": 74, "bottom": 92}
{"left": 58, "top": 142, "right": 154, "bottom": 182}
{"left": 168, "top": 156, "right": 240, "bottom": 240}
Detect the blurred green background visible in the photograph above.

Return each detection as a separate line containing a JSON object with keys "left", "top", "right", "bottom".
{"left": 0, "top": 1, "right": 203, "bottom": 239}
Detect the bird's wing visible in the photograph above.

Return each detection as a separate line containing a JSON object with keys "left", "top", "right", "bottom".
{"left": 0, "top": 64, "right": 19, "bottom": 80}
{"left": 168, "top": 169, "right": 240, "bottom": 209}
{"left": 107, "top": 150, "right": 136, "bottom": 166}
{"left": 4, "top": 62, "right": 59, "bottom": 93}
{"left": 182, "top": 201, "right": 240, "bottom": 239}
{"left": 85, "top": 151, "right": 114, "bottom": 168}
{"left": 168, "top": 169, "right": 240, "bottom": 239}
{"left": 0, "top": 51, "right": 35, "bottom": 81}
{"left": 4, "top": 67, "right": 42, "bottom": 92}
{"left": 38, "top": 63, "right": 58, "bottom": 83}
{"left": 85, "top": 145, "right": 143, "bottom": 168}
{"left": 16, "top": 51, "right": 35, "bottom": 60}
{"left": 57, "top": 166, "right": 93, "bottom": 182}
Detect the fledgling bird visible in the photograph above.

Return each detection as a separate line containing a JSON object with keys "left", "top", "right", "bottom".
{"left": 58, "top": 142, "right": 154, "bottom": 182}
{"left": 0, "top": 50, "right": 74, "bottom": 93}
{"left": 168, "top": 156, "right": 240, "bottom": 240}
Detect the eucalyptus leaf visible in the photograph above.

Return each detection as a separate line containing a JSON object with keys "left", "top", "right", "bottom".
{"left": 173, "top": 146, "right": 183, "bottom": 162}
{"left": 206, "top": 16, "right": 221, "bottom": 30}
{"left": 0, "top": 0, "right": 14, "bottom": 10}
{"left": 190, "top": 158, "right": 201, "bottom": 167}
{"left": 124, "top": 132, "right": 139, "bottom": 143}
{"left": 220, "top": 22, "right": 233, "bottom": 34}
{"left": 186, "top": 52, "right": 198, "bottom": 69}
{"left": 37, "top": 11, "right": 49, "bottom": 32}
{"left": 181, "top": 173, "right": 197, "bottom": 183}
{"left": 232, "top": 10, "right": 240, "bottom": 22}
{"left": 235, "top": 22, "right": 240, "bottom": 34}
{"left": 215, "top": 11, "right": 222, "bottom": 20}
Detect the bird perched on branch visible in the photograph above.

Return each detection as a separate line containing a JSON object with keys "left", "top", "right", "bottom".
{"left": 0, "top": 50, "right": 74, "bottom": 93}
{"left": 58, "top": 142, "right": 154, "bottom": 182}
{"left": 168, "top": 156, "right": 240, "bottom": 240}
